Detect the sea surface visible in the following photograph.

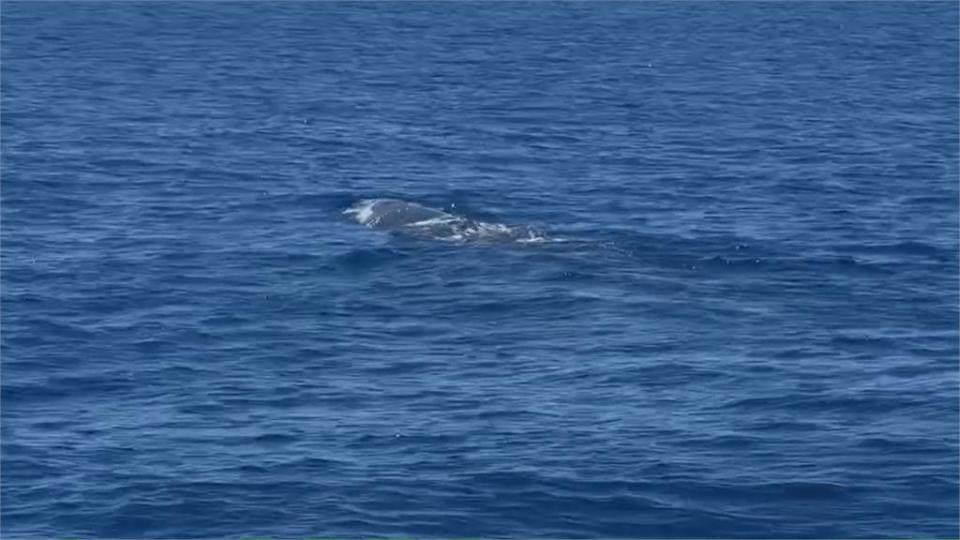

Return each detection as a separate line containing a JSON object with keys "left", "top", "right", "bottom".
{"left": 2, "top": 2, "right": 958, "bottom": 538}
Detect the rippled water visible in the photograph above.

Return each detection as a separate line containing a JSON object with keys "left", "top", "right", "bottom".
{"left": 2, "top": 2, "right": 958, "bottom": 538}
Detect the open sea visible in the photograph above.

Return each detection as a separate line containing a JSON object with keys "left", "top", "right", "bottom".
{"left": 2, "top": 1, "right": 958, "bottom": 538}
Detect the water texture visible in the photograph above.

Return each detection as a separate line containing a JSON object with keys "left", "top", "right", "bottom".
{"left": 2, "top": 2, "right": 958, "bottom": 538}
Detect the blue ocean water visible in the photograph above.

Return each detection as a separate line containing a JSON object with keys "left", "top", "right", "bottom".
{"left": 2, "top": 1, "right": 958, "bottom": 538}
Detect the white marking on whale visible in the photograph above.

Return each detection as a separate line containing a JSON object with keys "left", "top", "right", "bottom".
{"left": 343, "top": 198, "right": 549, "bottom": 243}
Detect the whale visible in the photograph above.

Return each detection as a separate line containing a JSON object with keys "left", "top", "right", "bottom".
{"left": 344, "top": 199, "right": 454, "bottom": 229}
{"left": 343, "top": 198, "right": 548, "bottom": 243}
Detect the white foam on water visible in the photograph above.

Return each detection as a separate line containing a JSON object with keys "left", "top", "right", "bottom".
{"left": 342, "top": 199, "right": 379, "bottom": 226}
{"left": 407, "top": 215, "right": 460, "bottom": 227}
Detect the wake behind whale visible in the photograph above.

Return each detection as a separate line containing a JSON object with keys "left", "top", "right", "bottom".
{"left": 343, "top": 198, "right": 549, "bottom": 243}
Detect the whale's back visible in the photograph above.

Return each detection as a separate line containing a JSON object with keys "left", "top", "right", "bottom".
{"left": 352, "top": 199, "right": 450, "bottom": 228}
{"left": 344, "top": 198, "right": 549, "bottom": 243}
